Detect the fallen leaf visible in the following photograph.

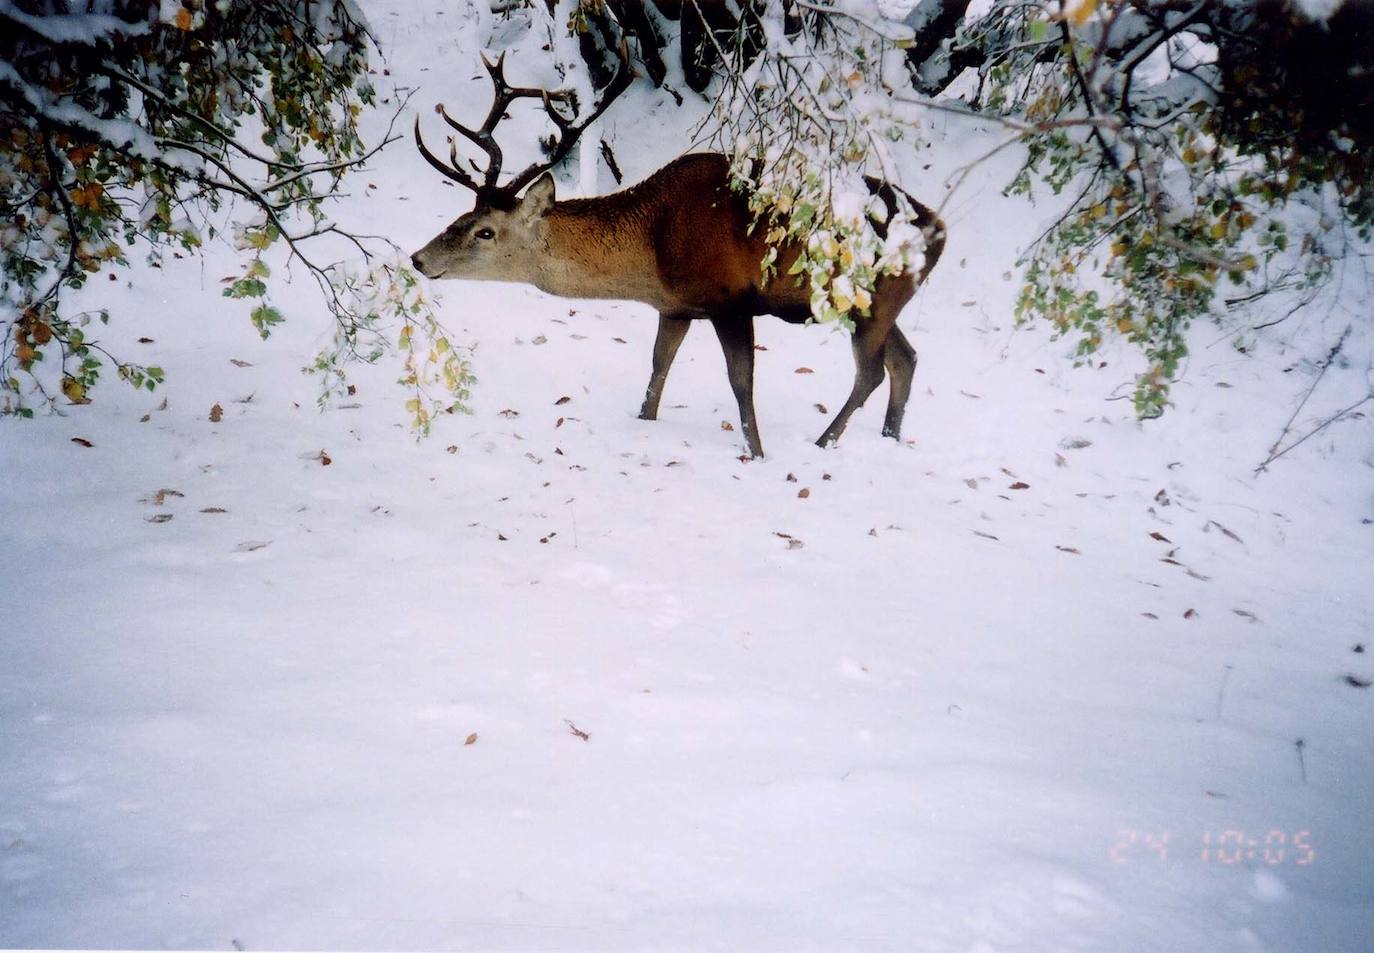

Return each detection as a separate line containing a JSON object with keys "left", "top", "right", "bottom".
{"left": 973, "top": 530, "right": 999, "bottom": 541}
{"left": 145, "top": 513, "right": 173, "bottom": 524}
{"left": 498, "top": 408, "right": 520, "bottom": 417}
{"left": 1344, "top": 674, "right": 1371, "bottom": 689}
{"left": 964, "top": 478, "right": 978, "bottom": 490}
{"left": 555, "top": 395, "right": 571, "bottom": 405}
{"left": 143, "top": 488, "right": 184, "bottom": 505}
{"left": 798, "top": 488, "right": 810, "bottom": 499}
{"left": 235, "top": 540, "right": 269, "bottom": 552}
{"left": 564, "top": 719, "right": 590, "bottom": 741}
{"left": 446, "top": 445, "right": 459, "bottom": 454}
{"left": 1149, "top": 531, "right": 1171, "bottom": 542}
{"left": 1184, "top": 608, "right": 1197, "bottom": 619}
{"left": 794, "top": 367, "right": 814, "bottom": 374}
{"left": 229, "top": 358, "right": 253, "bottom": 368}
{"left": 1206, "top": 520, "right": 1244, "bottom": 543}
{"left": 720, "top": 420, "right": 734, "bottom": 431}
{"left": 1056, "top": 545, "right": 1080, "bottom": 554}
{"left": 1009, "top": 481, "right": 1030, "bottom": 490}
{"left": 465, "top": 732, "right": 478, "bottom": 745}
{"left": 613, "top": 336, "right": 627, "bottom": 344}
{"left": 209, "top": 403, "right": 223, "bottom": 423}
{"left": 815, "top": 403, "right": 828, "bottom": 414}
{"left": 200, "top": 507, "right": 227, "bottom": 514}
{"left": 531, "top": 334, "right": 548, "bottom": 345}
{"left": 786, "top": 538, "right": 804, "bottom": 550}
{"left": 1232, "top": 608, "right": 1259, "bottom": 622}
{"left": 70, "top": 437, "right": 93, "bottom": 448}
{"left": 786, "top": 473, "right": 798, "bottom": 483}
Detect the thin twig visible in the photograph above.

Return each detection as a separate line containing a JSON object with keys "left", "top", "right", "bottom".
{"left": 1256, "top": 324, "right": 1353, "bottom": 469}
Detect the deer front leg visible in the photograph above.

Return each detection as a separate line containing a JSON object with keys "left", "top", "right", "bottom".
{"left": 639, "top": 313, "right": 692, "bottom": 421}
{"left": 710, "top": 315, "right": 764, "bottom": 458}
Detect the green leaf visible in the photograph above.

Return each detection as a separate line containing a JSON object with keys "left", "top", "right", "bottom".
{"left": 250, "top": 304, "right": 284, "bottom": 339}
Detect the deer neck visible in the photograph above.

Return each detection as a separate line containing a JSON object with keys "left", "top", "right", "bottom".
{"left": 534, "top": 200, "right": 661, "bottom": 305}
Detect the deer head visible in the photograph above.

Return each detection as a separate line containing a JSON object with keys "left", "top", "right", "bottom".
{"left": 410, "top": 47, "right": 631, "bottom": 282}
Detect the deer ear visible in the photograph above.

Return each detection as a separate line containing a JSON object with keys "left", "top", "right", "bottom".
{"left": 520, "top": 173, "right": 556, "bottom": 220}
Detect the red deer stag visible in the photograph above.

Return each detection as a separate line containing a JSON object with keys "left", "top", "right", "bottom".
{"left": 410, "top": 53, "right": 945, "bottom": 458}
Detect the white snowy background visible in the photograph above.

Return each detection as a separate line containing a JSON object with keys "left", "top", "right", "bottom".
{"left": 2, "top": 2, "right": 1372, "bottom": 950}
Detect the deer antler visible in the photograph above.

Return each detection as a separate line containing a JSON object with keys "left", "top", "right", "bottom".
{"left": 415, "top": 43, "right": 633, "bottom": 198}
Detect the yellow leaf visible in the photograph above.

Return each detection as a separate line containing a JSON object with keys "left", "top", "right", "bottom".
{"left": 1064, "top": 0, "right": 1098, "bottom": 26}
{"left": 175, "top": 8, "right": 192, "bottom": 31}
{"left": 62, "top": 377, "right": 88, "bottom": 404}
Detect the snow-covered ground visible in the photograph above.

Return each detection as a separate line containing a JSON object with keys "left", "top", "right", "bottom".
{"left": 2, "top": 3, "right": 1372, "bottom": 950}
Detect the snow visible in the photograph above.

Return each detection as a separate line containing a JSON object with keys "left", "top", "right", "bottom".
{"left": 0, "top": 1, "right": 152, "bottom": 44}
{"left": 2, "top": 2, "right": 1373, "bottom": 951}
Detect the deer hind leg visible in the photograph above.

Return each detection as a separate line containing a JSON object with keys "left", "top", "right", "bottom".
{"left": 817, "top": 274, "right": 917, "bottom": 447}
{"left": 816, "top": 331, "right": 887, "bottom": 448}
{"left": 639, "top": 313, "right": 693, "bottom": 421}
{"left": 881, "top": 327, "right": 917, "bottom": 440}
{"left": 710, "top": 315, "right": 765, "bottom": 458}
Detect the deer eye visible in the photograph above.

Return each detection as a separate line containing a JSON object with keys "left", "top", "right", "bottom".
{"left": 474, "top": 227, "right": 495, "bottom": 240}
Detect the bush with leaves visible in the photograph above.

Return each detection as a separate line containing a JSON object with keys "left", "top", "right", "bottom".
{"left": 969, "top": 0, "right": 1372, "bottom": 416}
{"left": 699, "top": 2, "right": 933, "bottom": 330}
{"left": 622, "top": 0, "right": 1370, "bottom": 418}
{"left": 0, "top": 0, "right": 471, "bottom": 423}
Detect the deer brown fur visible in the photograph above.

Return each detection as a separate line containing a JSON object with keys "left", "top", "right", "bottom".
{"left": 410, "top": 55, "right": 944, "bottom": 457}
